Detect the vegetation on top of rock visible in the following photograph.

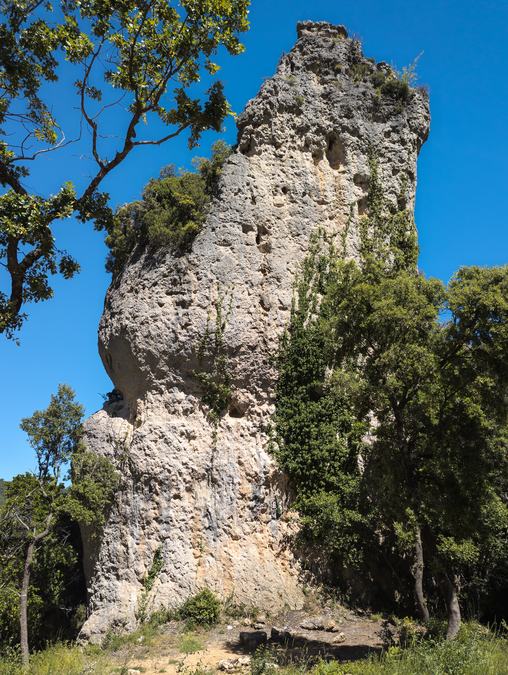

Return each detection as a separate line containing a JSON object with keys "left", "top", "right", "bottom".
{"left": 349, "top": 51, "right": 421, "bottom": 105}
{"left": 105, "top": 141, "right": 232, "bottom": 276}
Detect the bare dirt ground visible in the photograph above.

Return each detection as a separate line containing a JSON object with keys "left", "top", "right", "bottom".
{"left": 105, "top": 608, "right": 384, "bottom": 674}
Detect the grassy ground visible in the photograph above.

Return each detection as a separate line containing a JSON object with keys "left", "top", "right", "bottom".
{"left": 0, "top": 621, "right": 506, "bottom": 674}
{"left": 0, "top": 620, "right": 208, "bottom": 674}
{"left": 269, "top": 623, "right": 508, "bottom": 675}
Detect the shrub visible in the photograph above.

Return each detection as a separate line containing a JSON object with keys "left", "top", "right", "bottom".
{"left": 251, "top": 646, "right": 280, "bottom": 675}
{"left": 222, "top": 594, "right": 259, "bottom": 621}
{"left": 370, "top": 70, "right": 387, "bottom": 89}
{"left": 380, "top": 76, "right": 410, "bottom": 102}
{"left": 350, "top": 61, "right": 373, "bottom": 82}
{"left": 105, "top": 142, "right": 231, "bottom": 275}
{"left": 179, "top": 589, "right": 221, "bottom": 627}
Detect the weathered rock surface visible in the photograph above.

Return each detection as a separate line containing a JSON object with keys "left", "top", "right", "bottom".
{"left": 81, "top": 21, "right": 429, "bottom": 640}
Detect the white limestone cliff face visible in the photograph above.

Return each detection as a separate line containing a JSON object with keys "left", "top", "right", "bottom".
{"left": 81, "top": 21, "right": 430, "bottom": 640}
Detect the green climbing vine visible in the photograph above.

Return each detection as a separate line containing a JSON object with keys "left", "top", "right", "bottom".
{"left": 359, "top": 154, "right": 418, "bottom": 273}
{"left": 137, "top": 547, "right": 164, "bottom": 623}
{"left": 272, "top": 155, "right": 420, "bottom": 581}
{"left": 272, "top": 231, "right": 368, "bottom": 574}
{"left": 195, "top": 290, "right": 233, "bottom": 426}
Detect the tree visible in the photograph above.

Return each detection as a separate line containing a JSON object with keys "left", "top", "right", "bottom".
{"left": 0, "top": 385, "right": 118, "bottom": 666}
{"left": 308, "top": 259, "right": 507, "bottom": 637}
{"left": 423, "top": 266, "right": 508, "bottom": 637}
{"left": 274, "top": 160, "right": 508, "bottom": 638}
{"left": 324, "top": 262, "right": 444, "bottom": 622}
{"left": 0, "top": 0, "right": 249, "bottom": 337}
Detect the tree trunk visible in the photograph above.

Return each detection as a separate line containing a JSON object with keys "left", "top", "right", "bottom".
{"left": 412, "top": 525, "right": 430, "bottom": 623}
{"left": 445, "top": 574, "right": 461, "bottom": 640}
{"left": 19, "top": 515, "right": 52, "bottom": 668}
{"left": 20, "top": 539, "right": 35, "bottom": 668}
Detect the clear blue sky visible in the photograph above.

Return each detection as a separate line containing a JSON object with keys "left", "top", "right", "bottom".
{"left": 1, "top": 0, "right": 507, "bottom": 479}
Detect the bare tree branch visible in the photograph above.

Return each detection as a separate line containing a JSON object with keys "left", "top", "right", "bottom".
{"left": 132, "top": 124, "right": 190, "bottom": 147}
{"left": 11, "top": 129, "right": 82, "bottom": 162}
{"left": 79, "top": 39, "right": 107, "bottom": 170}
{"left": 13, "top": 512, "right": 31, "bottom": 532}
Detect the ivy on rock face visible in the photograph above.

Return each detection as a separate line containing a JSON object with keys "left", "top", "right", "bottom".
{"left": 195, "top": 289, "right": 233, "bottom": 426}
{"left": 273, "top": 234, "right": 368, "bottom": 574}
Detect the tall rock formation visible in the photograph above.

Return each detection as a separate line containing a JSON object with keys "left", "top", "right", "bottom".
{"left": 81, "top": 21, "right": 430, "bottom": 639}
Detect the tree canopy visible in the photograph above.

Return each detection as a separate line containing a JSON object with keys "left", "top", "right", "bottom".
{"left": 0, "top": 0, "right": 249, "bottom": 337}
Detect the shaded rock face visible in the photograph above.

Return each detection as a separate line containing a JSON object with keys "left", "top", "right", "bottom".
{"left": 81, "top": 21, "right": 430, "bottom": 640}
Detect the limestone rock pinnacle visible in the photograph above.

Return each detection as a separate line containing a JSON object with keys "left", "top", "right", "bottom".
{"left": 81, "top": 21, "right": 430, "bottom": 640}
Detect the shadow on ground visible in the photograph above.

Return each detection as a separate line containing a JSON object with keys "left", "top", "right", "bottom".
{"left": 227, "top": 627, "right": 382, "bottom": 666}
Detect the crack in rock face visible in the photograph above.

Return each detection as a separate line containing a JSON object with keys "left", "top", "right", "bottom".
{"left": 80, "top": 21, "right": 430, "bottom": 641}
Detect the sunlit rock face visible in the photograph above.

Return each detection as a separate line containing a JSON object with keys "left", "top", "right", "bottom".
{"left": 81, "top": 21, "right": 429, "bottom": 640}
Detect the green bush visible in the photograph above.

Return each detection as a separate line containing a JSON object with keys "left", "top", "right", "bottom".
{"left": 349, "top": 61, "right": 373, "bottom": 82}
{"left": 179, "top": 589, "right": 221, "bottom": 627}
{"left": 380, "top": 76, "right": 410, "bottom": 102}
{"left": 105, "top": 141, "right": 231, "bottom": 275}
{"left": 370, "top": 70, "right": 387, "bottom": 89}
{"left": 194, "top": 139, "right": 232, "bottom": 199}
{"left": 251, "top": 646, "right": 281, "bottom": 675}
{"left": 105, "top": 170, "right": 206, "bottom": 275}
{"left": 222, "top": 594, "right": 259, "bottom": 621}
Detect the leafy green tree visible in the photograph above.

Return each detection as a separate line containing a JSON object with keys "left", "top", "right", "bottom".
{"left": 305, "top": 259, "right": 507, "bottom": 637}
{"left": 322, "top": 260, "right": 446, "bottom": 623}
{"left": 0, "top": 0, "right": 249, "bottom": 337}
{"left": 0, "top": 385, "right": 118, "bottom": 666}
{"left": 0, "top": 475, "right": 82, "bottom": 655}
{"left": 422, "top": 266, "right": 508, "bottom": 637}
{"left": 274, "top": 160, "right": 508, "bottom": 637}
